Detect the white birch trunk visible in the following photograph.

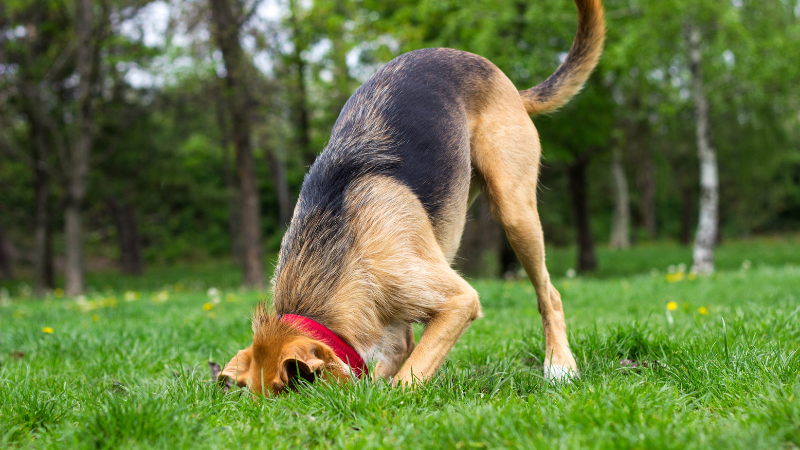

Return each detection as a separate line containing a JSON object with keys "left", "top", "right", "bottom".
{"left": 609, "top": 148, "right": 630, "bottom": 249}
{"left": 687, "top": 24, "right": 719, "bottom": 275}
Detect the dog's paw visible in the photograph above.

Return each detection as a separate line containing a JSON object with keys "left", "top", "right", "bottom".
{"left": 544, "top": 364, "right": 578, "bottom": 383}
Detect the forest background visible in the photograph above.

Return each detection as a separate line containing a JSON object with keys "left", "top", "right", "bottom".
{"left": 1, "top": 0, "right": 799, "bottom": 295}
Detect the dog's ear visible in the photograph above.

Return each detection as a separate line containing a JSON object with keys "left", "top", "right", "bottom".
{"left": 278, "top": 338, "right": 347, "bottom": 388}
{"left": 218, "top": 347, "right": 253, "bottom": 390}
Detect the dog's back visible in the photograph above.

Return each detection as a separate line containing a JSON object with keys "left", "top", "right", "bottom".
{"left": 298, "top": 49, "right": 498, "bottom": 242}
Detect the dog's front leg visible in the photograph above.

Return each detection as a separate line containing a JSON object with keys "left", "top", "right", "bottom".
{"left": 394, "top": 285, "right": 481, "bottom": 385}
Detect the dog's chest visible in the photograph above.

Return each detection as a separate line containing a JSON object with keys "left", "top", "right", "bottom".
{"left": 358, "top": 322, "right": 410, "bottom": 366}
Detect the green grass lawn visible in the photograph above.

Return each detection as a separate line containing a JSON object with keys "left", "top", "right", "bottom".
{"left": 1, "top": 238, "right": 799, "bottom": 449}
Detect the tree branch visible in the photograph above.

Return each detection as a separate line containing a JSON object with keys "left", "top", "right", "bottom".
{"left": 238, "top": 0, "right": 265, "bottom": 28}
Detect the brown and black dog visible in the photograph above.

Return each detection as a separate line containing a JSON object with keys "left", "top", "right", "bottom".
{"left": 219, "top": 0, "right": 605, "bottom": 396}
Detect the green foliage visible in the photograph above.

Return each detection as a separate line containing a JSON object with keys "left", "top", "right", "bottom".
{"left": 1, "top": 0, "right": 799, "bottom": 276}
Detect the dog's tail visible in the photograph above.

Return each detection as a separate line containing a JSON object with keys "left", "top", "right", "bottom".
{"left": 520, "top": 0, "right": 605, "bottom": 116}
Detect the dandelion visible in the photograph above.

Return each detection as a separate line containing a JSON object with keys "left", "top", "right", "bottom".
{"left": 666, "top": 302, "right": 676, "bottom": 326}
{"left": 203, "top": 303, "right": 213, "bottom": 311}
{"left": 666, "top": 272, "right": 685, "bottom": 282}
{"left": 667, "top": 301, "right": 677, "bottom": 311}
{"left": 92, "top": 314, "right": 100, "bottom": 322}
{"left": 698, "top": 306, "right": 708, "bottom": 315}
{"left": 566, "top": 268, "right": 576, "bottom": 279}
{"left": 54, "top": 288, "right": 64, "bottom": 298}
{"left": 124, "top": 291, "right": 139, "bottom": 302}
{"left": 154, "top": 291, "right": 169, "bottom": 303}
{"left": 42, "top": 327, "right": 53, "bottom": 334}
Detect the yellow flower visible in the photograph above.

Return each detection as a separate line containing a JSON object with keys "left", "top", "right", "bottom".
{"left": 203, "top": 303, "right": 213, "bottom": 311}
{"left": 666, "top": 272, "right": 685, "bottom": 283}
{"left": 42, "top": 327, "right": 54, "bottom": 334}
{"left": 667, "top": 301, "right": 677, "bottom": 311}
{"left": 92, "top": 314, "right": 100, "bottom": 322}
{"left": 54, "top": 288, "right": 64, "bottom": 298}
{"left": 698, "top": 306, "right": 708, "bottom": 315}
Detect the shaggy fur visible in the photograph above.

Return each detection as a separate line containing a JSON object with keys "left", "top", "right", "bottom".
{"left": 219, "top": 0, "right": 605, "bottom": 396}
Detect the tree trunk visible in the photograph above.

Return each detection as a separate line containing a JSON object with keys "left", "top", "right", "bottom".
{"left": 123, "top": 204, "right": 143, "bottom": 275}
{"left": 567, "top": 157, "right": 597, "bottom": 272}
{"left": 455, "top": 196, "right": 504, "bottom": 278}
{"left": 210, "top": 0, "right": 266, "bottom": 288}
{"left": 266, "top": 148, "right": 293, "bottom": 228}
{"left": 108, "top": 198, "right": 144, "bottom": 275}
{"left": 638, "top": 150, "right": 656, "bottom": 240}
{"left": 687, "top": 23, "right": 718, "bottom": 274}
{"left": 288, "top": 0, "right": 315, "bottom": 167}
{"left": 609, "top": 148, "right": 630, "bottom": 250}
{"left": 30, "top": 115, "right": 55, "bottom": 294}
{"left": 680, "top": 185, "right": 693, "bottom": 245}
{"left": 64, "top": 203, "right": 85, "bottom": 295}
{"left": 65, "top": 0, "right": 95, "bottom": 296}
{"left": 499, "top": 233, "right": 518, "bottom": 279}
{"left": 0, "top": 222, "right": 12, "bottom": 281}
{"left": 214, "top": 84, "right": 242, "bottom": 263}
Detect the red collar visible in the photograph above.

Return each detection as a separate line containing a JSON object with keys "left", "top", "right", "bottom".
{"left": 280, "top": 314, "right": 368, "bottom": 378}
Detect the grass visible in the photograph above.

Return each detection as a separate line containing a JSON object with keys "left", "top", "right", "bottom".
{"left": 0, "top": 238, "right": 798, "bottom": 449}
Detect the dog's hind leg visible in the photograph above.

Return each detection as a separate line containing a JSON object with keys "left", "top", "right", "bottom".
{"left": 471, "top": 87, "right": 578, "bottom": 380}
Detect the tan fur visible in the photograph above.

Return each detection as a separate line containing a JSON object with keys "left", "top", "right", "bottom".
{"left": 472, "top": 73, "right": 578, "bottom": 375}
{"left": 219, "top": 308, "right": 350, "bottom": 396}
{"left": 520, "top": 0, "right": 605, "bottom": 115}
{"left": 219, "top": 0, "right": 604, "bottom": 393}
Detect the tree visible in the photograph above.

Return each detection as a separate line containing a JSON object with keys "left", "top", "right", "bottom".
{"left": 212, "top": 83, "right": 243, "bottom": 261}
{"left": 209, "top": 0, "right": 266, "bottom": 288}
{"left": 0, "top": 0, "right": 74, "bottom": 294}
{"left": 0, "top": 222, "right": 12, "bottom": 280}
{"left": 609, "top": 147, "right": 630, "bottom": 249}
{"left": 286, "top": 0, "right": 315, "bottom": 168}
{"left": 686, "top": 22, "right": 718, "bottom": 274}
{"left": 62, "top": 0, "right": 104, "bottom": 295}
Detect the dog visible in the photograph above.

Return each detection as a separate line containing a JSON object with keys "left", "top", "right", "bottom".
{"left": 219, "top": 0, "right": 605, "bottom": 396}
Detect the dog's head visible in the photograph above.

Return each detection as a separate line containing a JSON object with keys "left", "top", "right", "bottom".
{"left": 218, "top": 311, "right": 349, "bottom": 396}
